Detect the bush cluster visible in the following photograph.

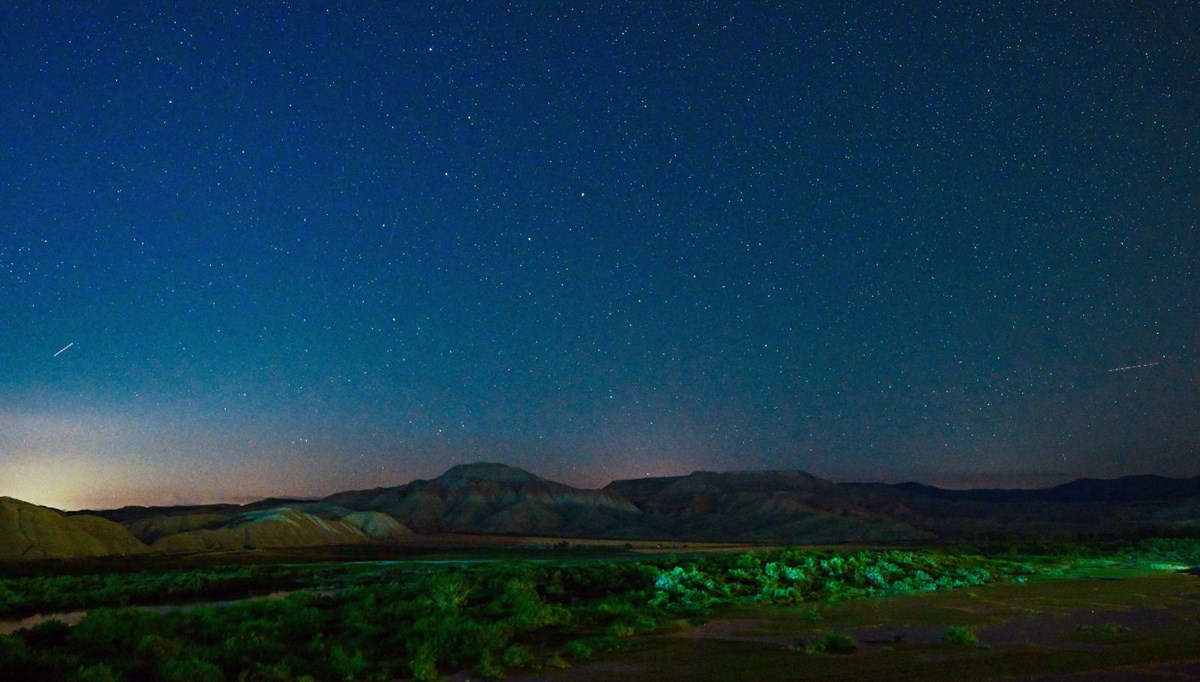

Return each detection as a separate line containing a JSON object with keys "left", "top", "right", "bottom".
{"left": 649, "top": 548, "right": 1020, "bottom": 611}
{"left": 0, "top": 549, "right": 1032, "bottom": 681}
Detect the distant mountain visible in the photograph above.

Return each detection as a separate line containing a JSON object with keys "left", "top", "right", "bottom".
{"left": 0, "top": 497, "right": 148, "bottom": 560}
{"left": 873, "top": 474, "right": 1200, "bottom": 540}
{"left": 606, "top": 470, "right": 933, "bottom": 543}
{"left": 610, "top": 470, "right": 1200, "bottom": 543}
{"left": 889, "top": 474, "right": 1200, "bottom": 504}
{"left": 325, "top": 462, "right": 648, "bottom": 538}
{"left": 85, "top": 503, "right": 243, "bottom": 525}
{"left": 1041, "top": 475, "right": 1200, "bottom": 503}
{"left": 5, "top": 465, "right": 1200, "bottom": 561}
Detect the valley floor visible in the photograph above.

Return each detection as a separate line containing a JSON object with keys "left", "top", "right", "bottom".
{"left": 509, "top": 569, "right": 1200, "bottom": 681}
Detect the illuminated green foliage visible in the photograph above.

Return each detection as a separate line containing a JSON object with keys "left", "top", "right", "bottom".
{"left": 0, "top": 544, "right": 1150, "bottom": 680}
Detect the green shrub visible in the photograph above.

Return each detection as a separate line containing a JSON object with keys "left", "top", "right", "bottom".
{"left": 813, "top": 632, "right": 858, "bottom": 654}
{"left": 71, "top": 664, "right": 122, "bottom": 682}
{"left": 238, "top": 661, "right": 294, "bottom": 682}
{"left": 160, "top": 657, "right": 225, "bottom": 682}
{"left": 501, "top": 645, "right": 535, "bottom": 668}
{"left": 410, "top": 643, "right": 439, "bottom": 681}
{"left": 564, "top": 639, "right": 593, "bottom": 660}
{"left": 941, "top": 625, "right": 979, "bottom": 646}
{"left": 607, "top": 623, "right": 636, "bottom": 638}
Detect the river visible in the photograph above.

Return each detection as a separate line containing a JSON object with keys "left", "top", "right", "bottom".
{"left": 0, "top": 590, "right": 309, "bottom": 637}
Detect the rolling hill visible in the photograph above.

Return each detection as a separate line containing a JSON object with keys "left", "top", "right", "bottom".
{"left": 148, "top": 505, "right": 412, "bottom": 553}
{"left": 0, "top": 497, "right": 148, "bottom": 560}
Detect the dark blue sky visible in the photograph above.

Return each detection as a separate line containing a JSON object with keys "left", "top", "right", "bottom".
{"left": 2, "top": 2, "right": 1196, "bottom": 509}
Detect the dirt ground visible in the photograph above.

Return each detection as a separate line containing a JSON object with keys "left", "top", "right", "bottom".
{"left": 503, "top": 568, "right": 1200, "bottom": 681}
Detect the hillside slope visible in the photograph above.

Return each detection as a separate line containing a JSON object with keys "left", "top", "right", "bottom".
{"left": 149, "top": 505, "right": 412, "bottom": 553}
{"left": 0, "top": 497, "right": 148, "bottom": 560}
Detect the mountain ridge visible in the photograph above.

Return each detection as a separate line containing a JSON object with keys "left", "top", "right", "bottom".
{"left": 4, "top": 465, "right": 1198, "bottom": 561}
{"left": 324, "top": 461, "right": 648, "bottom": 538}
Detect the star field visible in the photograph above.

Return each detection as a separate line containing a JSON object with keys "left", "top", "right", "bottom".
{"left": 1, "top": 2, "right": 1197, "bottom": 509}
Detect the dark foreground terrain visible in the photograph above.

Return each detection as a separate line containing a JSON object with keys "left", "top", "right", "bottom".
{"left": 1, "top": 538, "right": 1197, "bottom": 680}
{"left": 521, "top": 568, "right": 1200, "bottom": 681}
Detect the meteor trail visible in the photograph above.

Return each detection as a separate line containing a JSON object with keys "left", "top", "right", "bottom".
{"left": 53, "top": 342, "right": 74, "bottom": 357}
{"left": 1107, "top": 361, "right": 1159, "bottom": 373}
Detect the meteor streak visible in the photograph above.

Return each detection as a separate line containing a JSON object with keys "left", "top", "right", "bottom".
{"left": 1107, "top": 361, "right": 1159, "bottom": 373}
{"left": 53, "top": 342, "right": 74, "bottom": 357}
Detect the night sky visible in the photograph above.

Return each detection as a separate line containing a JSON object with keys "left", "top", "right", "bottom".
{"left": 2, "top": 2, "right": 1197, "bottom": 510}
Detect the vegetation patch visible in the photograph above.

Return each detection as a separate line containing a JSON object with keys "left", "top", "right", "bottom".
{"left": 810, "top": 632, "right": 859, "bottom": 654}
{"left": 941, "top": 625, "right": 980, "bottom": 646}
{"left": 0, "top": 540, "right": 1197, "bottom": 680}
